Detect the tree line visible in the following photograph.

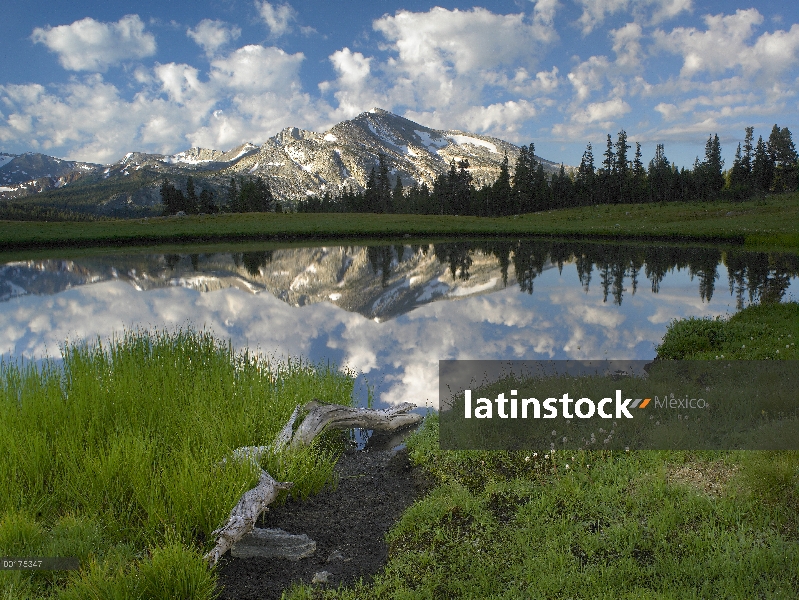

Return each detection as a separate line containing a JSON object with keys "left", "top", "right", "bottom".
{"left": 161, "top": 175, "right": 278, "bottom": 215}
{"left": 297, "top": 124, "right": 797, "bottom": 215}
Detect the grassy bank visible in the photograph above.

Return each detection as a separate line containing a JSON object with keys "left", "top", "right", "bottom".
{"left": 0, "top": 330, "right": 354, "bottom": 599}
{"left": 288, "top": 303, "right": 799, "bottom": 598}
{"left": 1, "top": 193, "right": 797, "bottom": 253}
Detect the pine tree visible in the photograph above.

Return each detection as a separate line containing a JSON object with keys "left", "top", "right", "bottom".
{"left": 575, "top": 143, "right": 595, "bottom": 206}
{"left": 392, "top": 175, "right": 404, "bottom": 213}
{"left": 742, "top": 126, "right": 754, "bottom": 178}
{"left": 700, "top": 134, "right": 724, "bottom": 198}
{"left": 729, "top": 143, "right": 748, "bottom": 193}
{"left": 364, "top": 166, "right": 378, "bottom": 213}
{"left": 452, "top": 160, "right": 473, "bottom": 215}
{"left": 492, "top": 154, "right": 512, "bottom": 216}
{"left": 377, "top": 154, "right": 391, "bottom": 213}
{"left": 185, "top": 176, "right": 198, "bottom": 214}
{"left": 600, "top": 134, "right": 616, "bottom": 203}
{"left": 614, "top": 130, "right": 630, "bottom": 204}
{"left": 632, "top": 142, "right": 646, "bottom": 203}
{"left": 768, "top": 125, "right": 798, "bottom": 192}
{"left": 648, "top": 144, "right": 671, "bottom": 202}
{"left": 512, "top": 145, "right": 534, "bottom": 214}
{"left": 752, "top": 135, "right": 772, "bottom": 193}
{"left": 228, "top": 177, "right": 239, "bottom": 212}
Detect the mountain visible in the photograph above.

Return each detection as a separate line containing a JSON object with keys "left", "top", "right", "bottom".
{"left": 0, "top": 153, "right": 100, "bottom": 198}
{"left": 0, "top": 109, "right": 570, "bottom": 214}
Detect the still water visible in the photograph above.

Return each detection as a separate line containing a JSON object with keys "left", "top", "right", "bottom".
{"left": 1, "top": 239, "right": 797, "bottom": 410}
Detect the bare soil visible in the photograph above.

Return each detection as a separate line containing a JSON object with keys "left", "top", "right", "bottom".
{"left": 215, "top": 440, "right": 432, "bottom": 599}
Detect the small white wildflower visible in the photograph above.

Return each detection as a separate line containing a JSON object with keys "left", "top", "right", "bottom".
{"left": 625, "top": 446, "right": 630, "bottom": 452}
{"left": 565, "top": 464, "right": 570, "bottom": 469}
{"left": 532, "top": 452, "right": 538, "bottom": 458}
{"left": 599, "top": 428, "right": 605, "bottom": 434}
{"left": 742, "top": 344, "right": 745, "bottom": 348}
{"left": 562, "top": 437, "right": 567, "bottom": 443}
{"left": 525, "top": 456, "right": 530, "bottom": 462}
{"left": 551, "top": 430, "right": 557, "bottom": 436}
{"left": 551, "top": 442, "right": 555, "bottom": 449}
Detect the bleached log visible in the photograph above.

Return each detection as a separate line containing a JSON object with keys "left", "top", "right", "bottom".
{"left": 206, "top": 400, "right": 421, "bottom": 566}
{"left": 204, "top": 469, "right": 292, "bottom": 566}
{"left": 289, "top": 400, "right": 422, "bottom": 448}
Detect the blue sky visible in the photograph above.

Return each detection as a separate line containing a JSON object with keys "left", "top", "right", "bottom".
{"left": 1, "top": 0, "right": 797, "bottom": 169}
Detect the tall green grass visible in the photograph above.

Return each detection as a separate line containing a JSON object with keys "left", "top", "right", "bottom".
{"left": 0, "top": 329, "right": 354, "bottom": 599}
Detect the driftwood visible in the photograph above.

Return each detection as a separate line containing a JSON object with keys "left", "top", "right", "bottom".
{"left": 204, "top": 399, "right": 421, "bottom": 566}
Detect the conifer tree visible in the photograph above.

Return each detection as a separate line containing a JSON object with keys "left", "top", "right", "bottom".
{"left": 492, "top": 154, "right": 512, "bottom": 216}
{"left": 575, "top": 143, "right": 595, "bottom": 206}
{"left": 392, "top": 176, "right": 404, "bottom": 213}
{"left": 228, "top": 177, "right": 239, "bottom": 212}
{"left": 364, "top": 166, "right": 378, "bottom": 213}
{"left": 377, "top": 154, "right": 391, "bottom": 213}
{"left": 632, "top": 142, "right": 646, "bottom": 203}
{"left": 185, "top": 176, "right": 198, "bottom": 214}
{"left": 614, "top": 130, "right": 630, "bottom": 203}
{"left": 752, "top": 135, "right": 772, "bottom": 193}
{"left": 768, "top": 125, "right": 798, "bottom": 192}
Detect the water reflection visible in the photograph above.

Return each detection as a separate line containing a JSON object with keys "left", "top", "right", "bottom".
{"left": 1, "top": 240, "right": 796, "bottom": 409}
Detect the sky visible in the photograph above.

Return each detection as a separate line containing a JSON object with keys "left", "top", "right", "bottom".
{"left": 1, "top": 0, "right": 797, "bottom": 169}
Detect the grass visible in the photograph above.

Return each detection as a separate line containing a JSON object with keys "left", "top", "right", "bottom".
{"left": 286, "top": 302, "right": 799, "bottom": 599}
{"left": 1, "top": 193, "right": 797, "bottom": 253}
{"left": 655, "top": 301, "right": 798, "bottom": 360}
{"left": 0, "top": 329, "right": 354, "bottom": 599}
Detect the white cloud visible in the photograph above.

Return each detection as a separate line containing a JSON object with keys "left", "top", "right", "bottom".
{"left": 611, "top": 22, "right": 643, "bottom": 69}
{"left": 567, "top": 56, "right": 612, "bottom": 101}
{"left": 575, "top": 0, "right": 630, "bottom": 35}
{"left": 573, "top": 97, "right": 631, "bottom": 123}
{"left": 319, "top": 7, "right": 560, "bottom": 138}
{"left": 374, "top": 7, "right": 555, "bottom": 75}
{"left": 31, "top": 15, "right": 156, "bottom": 72}
{"left": 654, "top": 9, "right": 799, "bottom": 79}
{"left": 575, "top": 0, "right": 693, "bottom": 35}
{"left": 187, "top": 19, "right": 241, "bottom": 57}
{"left": 532, "top": 0, "right": 560, "bottom": 27}
{"left": 0, "top": 42, "right": 320, "bottom": 163}
{"left": 256, "top": 1, "right": 297, "bottom": 37}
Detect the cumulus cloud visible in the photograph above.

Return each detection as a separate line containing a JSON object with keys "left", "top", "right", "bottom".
{"left": 31, "top": 14, "right": 156, "bottom": 72}
{"left": 611, "top": 22, "right": 643, "bottom": 69}
{"left": 319, "top": 7, "right": 560, "bottom": 139}
{"left": 187, "top": 19, "right": 241, "bottom": 57}
{"left": 654, "top": 9, "right": 799, "bottom": 78}
{"left": 256, "top": 1, "right": 297, "bottom": 37}
{"left": 0, "top": 42, "right": 319, "bottom": 163}
{"left": 573, "top": 97, "right": 631, "bottom": 124}
{"left": 575, "top": 0, "right": 693, "bottom": 35}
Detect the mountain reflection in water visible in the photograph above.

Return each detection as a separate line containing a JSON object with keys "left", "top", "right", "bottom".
{"left": 1, "top": 240, "right": 796, "bottom": 409}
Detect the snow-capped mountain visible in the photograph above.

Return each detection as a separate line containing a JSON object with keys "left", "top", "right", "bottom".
{"left": 0, "top": 109, "right": 569, "bottom": 210}
{"left": 0, "top": 153, "right": 100, "bottom": 197}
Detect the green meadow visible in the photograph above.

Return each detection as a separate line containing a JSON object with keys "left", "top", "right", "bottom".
{"left": 0, "top": 329, "right": 353, "bottom": 599}
{"left": 1, "top": 193, "right": 797, "bottom": 254}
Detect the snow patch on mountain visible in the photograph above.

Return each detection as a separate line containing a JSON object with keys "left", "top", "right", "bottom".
{"left": 414, "top": 130, "right": 448, "bottom": 150}
{"left": 448, "top": 134, "right": 498, "bottom": 154}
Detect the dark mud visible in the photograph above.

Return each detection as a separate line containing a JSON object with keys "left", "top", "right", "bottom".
{"left": 216, "top": 438, "right": 432, "bottom": 599}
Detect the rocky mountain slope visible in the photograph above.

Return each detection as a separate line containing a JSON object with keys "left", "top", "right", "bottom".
{"left": 0, "top": 109, "right": 570, "bottom": 212}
